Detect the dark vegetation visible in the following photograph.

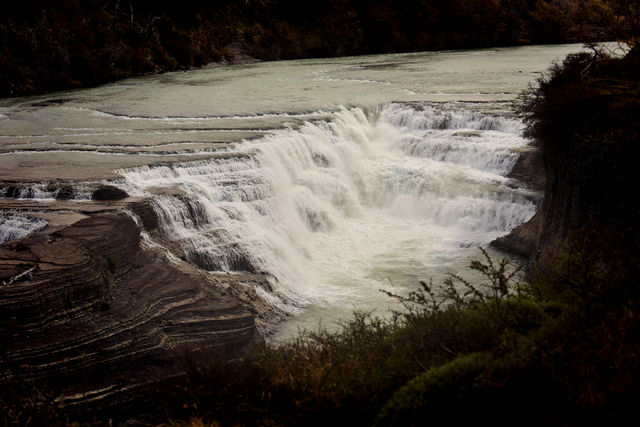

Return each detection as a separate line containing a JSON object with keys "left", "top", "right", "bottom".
{"left": 515, "top": 41, "right": 640, "bottom": 259}
{"left": 0, "top": 0, "right": 594, "bottom": 97}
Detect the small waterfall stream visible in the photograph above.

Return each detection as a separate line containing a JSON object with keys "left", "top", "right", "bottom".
{"left": 0, "top": 213, "right": 48, "bottom": 244}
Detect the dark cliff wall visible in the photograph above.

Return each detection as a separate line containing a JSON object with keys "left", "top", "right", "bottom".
{"left": 494, "top": 49, "right": 640, "bottom": 261}
{"left": 0, "top": 0, "right": 587, "bottom": 97}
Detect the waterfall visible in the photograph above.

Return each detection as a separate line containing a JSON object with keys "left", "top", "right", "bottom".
{"left": 0, "top": 183, "right": 93, "bottom": 200}
{"left": 0, "top": 214, "right": 48, "bottom": 244}
{"left": 120, "top": 102, "right": 538, "bottom": 319}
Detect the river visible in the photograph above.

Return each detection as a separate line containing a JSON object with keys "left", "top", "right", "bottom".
{"left": 0, "top": 44, "right": 586, "bottom": 340}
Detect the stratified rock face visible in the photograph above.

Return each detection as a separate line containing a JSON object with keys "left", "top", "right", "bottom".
{"left": 491, "top": 146, "right": 544, "bottom": 259}
{"left": 0, "top": 213, "right": 261, "bottom": 415}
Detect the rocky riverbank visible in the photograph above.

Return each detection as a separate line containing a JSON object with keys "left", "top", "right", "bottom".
{"left": 491, "top": 146, "right": 544, "bottom": 259}
{"left": 0, "top": 197, "right": 267, "bottom": 420}
{"left": 492, "top": 48, "right": 640, "bottom": 266}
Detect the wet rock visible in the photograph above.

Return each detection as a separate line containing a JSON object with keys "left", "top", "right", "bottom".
{"left": 491, "top": 210, "right": 541, "bottom": 259}
{"left": 452, "top": 130, "right": 482, "bottom": 137}
{"left": 492, "top": 147, "right": 545, "bottom": 259}
{"left": 508, "top": 147, "right": 545, "bottom": 190}
{"left": 56, "top": 185, "right": 75, "bottom": 200}
{"left": 4, "top": 185, "right": 20, "bottom": 198}
{"left": 312, "top": 153, "right": 330, "bottom": 167}
{"left": 130, "top": 200, "right": 160, "bottom": 231}
{"left": 92, "top": 185, "right": 129, "bottom": 200}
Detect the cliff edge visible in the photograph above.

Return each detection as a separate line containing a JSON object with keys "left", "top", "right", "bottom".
{"left": 493, "top": 48, "right": 640, "bottom": 264}
{"left": 0, "top": 210, "right": 262, "bottom": 419}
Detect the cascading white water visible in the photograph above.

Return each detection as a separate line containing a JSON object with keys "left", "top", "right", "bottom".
{"left": 121, "top": 102, "right": 539, "bottom": 335}
{"left": 0, "top": 183, "right": 94, "bottom": 200}
{"left": 0, "top": 214, "right": 48, "bottom": 244}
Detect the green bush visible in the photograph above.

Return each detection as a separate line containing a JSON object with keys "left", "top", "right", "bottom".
{"left": 376, "top": 352, "right": 501, "bottom": 426}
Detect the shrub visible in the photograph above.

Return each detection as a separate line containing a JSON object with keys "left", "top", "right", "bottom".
{"left": 375, "top": 352, "right": 500, "bottom": 426}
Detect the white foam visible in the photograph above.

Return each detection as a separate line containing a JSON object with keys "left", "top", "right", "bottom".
{"left": 380, "top": 103, "right": 523, "bottom": 134}
{"left": 0, "top": 183, "right": 92, "bottom": 200}
{"left": 81, "top": 107, "right": 330, "bottom": 122}
{"left": 121, "top": 103, "right": 536, "bottom": 316}
{"left": 0, "top": 214, "right": 48, "bottom": 244}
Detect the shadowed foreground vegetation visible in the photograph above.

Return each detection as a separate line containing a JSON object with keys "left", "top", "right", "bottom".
{"left": 149, "top": 236, "right": 638, "bottom": 426}
{"left": 2, "top": 235, "right": 638, "bottom": 425}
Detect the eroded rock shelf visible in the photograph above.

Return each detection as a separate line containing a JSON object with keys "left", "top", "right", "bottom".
{"left": 0, "top": 206, "right": 263, "bottom": 415}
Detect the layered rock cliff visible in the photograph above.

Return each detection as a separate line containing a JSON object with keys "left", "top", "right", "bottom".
{"left": 0, "top": 207, "right": 264, "bottom": 419}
